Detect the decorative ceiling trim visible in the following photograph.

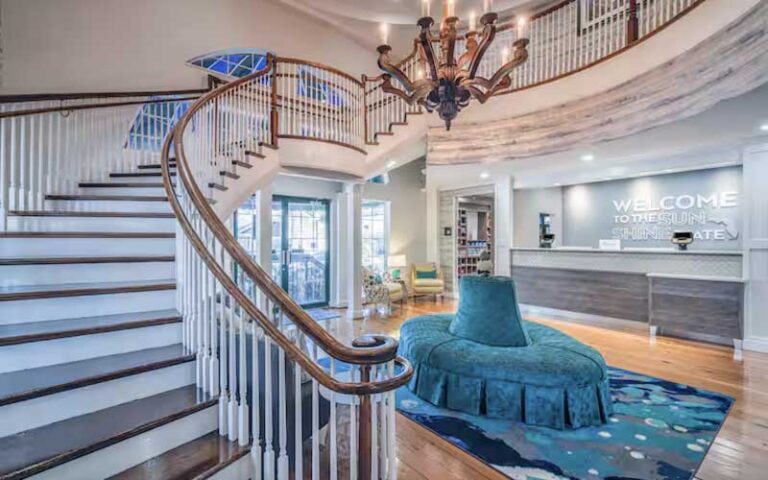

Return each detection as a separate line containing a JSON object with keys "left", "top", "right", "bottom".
{"left": 426, "top": 0, "right": 768, "bottom": 165}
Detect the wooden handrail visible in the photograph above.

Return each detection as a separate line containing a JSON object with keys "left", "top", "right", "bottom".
{"left": 0, "top": 95, "right": 203, "bottom": 119}
{"left": 277, "top": 57, "right": 365, "bottom": 87}
{"left": 165, "top": 64, "right": 413, "bottom": 395}
{"left": 0, "top": 87, "right": 209, "bottom": 104}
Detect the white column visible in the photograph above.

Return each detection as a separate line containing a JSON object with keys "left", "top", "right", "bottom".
{"left": 425, "top": 185, "right": 440, "bottom": 263}
{"left": 742, "top": 143, "right": 768, "bottom": 353}
{"left": 332, "top": 191, "right": 348, "bottom": 308}
{"left": 345, "top": 182, "right": 365, "bottom": 319}
{"left": 494, "top": 175, "right": 514, "bottom": 276}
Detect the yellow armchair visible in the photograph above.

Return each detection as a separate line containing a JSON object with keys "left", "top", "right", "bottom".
{"left": 410, "top": 263, "right": 445, "bottom": 301}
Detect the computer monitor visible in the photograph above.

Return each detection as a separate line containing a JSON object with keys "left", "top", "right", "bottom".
{"left": 671, "top": 231, "right": 694, "bottom": 250}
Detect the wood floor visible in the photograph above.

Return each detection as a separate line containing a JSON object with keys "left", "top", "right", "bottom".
{"left": 334, "top": 299, "right": 768, "bottom": 480}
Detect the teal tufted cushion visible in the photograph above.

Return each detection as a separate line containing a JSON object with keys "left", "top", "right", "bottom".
{"left": 398, "top": 314, "right": 612, "bottom": 429}
{"left": 449, "top": 276, "right": 530, "bottom": 347}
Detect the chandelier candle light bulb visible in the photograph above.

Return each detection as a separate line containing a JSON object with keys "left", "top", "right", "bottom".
{"left": 517, "top": 16, "right": 527, "bottom": 40}
{"left": 379, "top": 23, "right": 389, "bottom": 45}
{"left": 469, "top": 10, "right": 477, "bottom": 32}
{"left": 422, "top": 0, "right": 431, "bottom": 17}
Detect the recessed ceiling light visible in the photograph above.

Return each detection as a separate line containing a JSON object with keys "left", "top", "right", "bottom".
{"left": 554, "top": 183, "right": 562, "bottom": 187}
{"left": 581, "top": 154, "right": 595, "bottom": 162}
{"left": 480, "top": 171, "right": 490, "bottom": 179}
{"left": 386, "top": 160, "right": 397, "bottom": 168}
{"left": 760, "top": 123, "right": 768, "bottom": 132}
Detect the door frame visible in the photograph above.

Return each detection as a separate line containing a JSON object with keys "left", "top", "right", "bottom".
{"left": 273, "top": 194, "right": 332, "bottom": 308}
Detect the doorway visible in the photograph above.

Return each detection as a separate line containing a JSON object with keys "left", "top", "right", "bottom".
{"left": 272, "top": 195, "right": 331, "bottom": 308}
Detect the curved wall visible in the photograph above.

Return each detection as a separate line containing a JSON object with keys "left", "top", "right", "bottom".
{"left": 427, "top": 0, "right": 767, "bottom": 164}
{"left": 0, "top": 0, "right": 376, "bottom": 94}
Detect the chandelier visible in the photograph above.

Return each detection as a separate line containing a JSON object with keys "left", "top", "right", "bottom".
{"left": 376, "top": 0, "right": 529, "bottom": 130}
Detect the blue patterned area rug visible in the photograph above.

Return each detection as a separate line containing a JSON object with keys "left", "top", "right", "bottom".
{"left": 396, "top": 367, "right": 733, "bottom": 480}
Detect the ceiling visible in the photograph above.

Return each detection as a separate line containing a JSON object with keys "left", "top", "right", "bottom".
{"left": 273, "top": 0, "right": 556, "bottom": 52}
{"left": 276, "top": 0, "right": 550, "bottom": 25}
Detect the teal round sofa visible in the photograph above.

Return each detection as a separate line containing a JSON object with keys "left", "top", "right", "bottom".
{"left": 398, "top": 276, "right": 612, "bottom": 430}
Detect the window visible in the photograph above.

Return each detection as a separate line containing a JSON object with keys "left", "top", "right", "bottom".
{"left": 297, "top": 66, "right": 345, "bottom": 107}
{"left": 125, "top": 99, "right": 190, "bottom": 151}
{"left": 362, "top": 200, "right": 389, "bottom": 274}
{"left": 187, "top": 50, "right": 269, "bottom": 78}
{"left": 233, "top": 194, "right": 259, "bottom": 260}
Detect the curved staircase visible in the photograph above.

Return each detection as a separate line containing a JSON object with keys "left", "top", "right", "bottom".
{"left": 0, "top": 1, "right": 748, "bottom": 478}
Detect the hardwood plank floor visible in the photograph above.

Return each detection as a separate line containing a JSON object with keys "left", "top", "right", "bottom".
{"left": 331, "top": 298, "right": 768, "bottom": 480}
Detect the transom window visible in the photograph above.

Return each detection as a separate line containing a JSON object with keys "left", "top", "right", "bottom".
{"left": 187, "top": 50, "right": 269, "bottom": 78}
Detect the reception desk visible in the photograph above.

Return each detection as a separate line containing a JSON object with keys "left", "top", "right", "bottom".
{"left": 510, "top": 247, "right": 744, "bottom": 347}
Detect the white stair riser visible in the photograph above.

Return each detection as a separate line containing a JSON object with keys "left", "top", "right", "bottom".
{"left": 7, "top": 215, "right": 176, "bottom": 233}
{"left": 0, "top": 237, "right": 175, "bottom": 257}
{"left": 0, "top": 261, "right": 176, "bottom": 287}
{"left": 0, "top": 362, "right": 194, "bottom": 436}
{"left": 30, "top": 405, "right": 217, "bottom": 480}
{"left": 45, "top": 199, "right": 171, "bottom": 214}
{"left": 206, "top": 454, "right": 251, "bottom": 480}
{"left": 0, "top": 322, "right": 182, "bottom": 372}
{"left": 0, "top": 289, "right": 176, "bottom": 324}
{"left": 81, "top": 187, "right": 167, "bottom": 196}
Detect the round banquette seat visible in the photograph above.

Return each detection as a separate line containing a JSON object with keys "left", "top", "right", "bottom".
{"left": 398, "top": 276, "right": 613, "bottom": 430}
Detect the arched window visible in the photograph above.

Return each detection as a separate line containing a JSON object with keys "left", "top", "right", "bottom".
{"left": 187, "top": 49, "right": 270, "bottom": 78}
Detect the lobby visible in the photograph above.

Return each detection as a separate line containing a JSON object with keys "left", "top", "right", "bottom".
{"left": 0, "top": 0, "right": 767, "bottom": 479}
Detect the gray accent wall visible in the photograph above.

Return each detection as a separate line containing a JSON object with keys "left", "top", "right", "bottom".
{"left": 513, "top": 166, "right": 743, "bottom": 251}
{"left": 513, "top": 187, "right": 563, "bottom": 247}
{"left": 562, "top": 167, "right": 742, "bottom": 250}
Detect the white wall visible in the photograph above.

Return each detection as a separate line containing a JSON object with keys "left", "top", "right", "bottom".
{"left": 0, "top": 0, "right": 376, "bottom": 94}
{"left": 364, "top": 159, "right": 427, "bottom": 270}
{"left": 513, "top": 187, "right": 563, "bottom": 248}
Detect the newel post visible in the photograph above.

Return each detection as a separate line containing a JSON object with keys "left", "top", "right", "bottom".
{"left": 268, "top": 54, "right": 279, "bottom": 147}
{"left": 358, "top": 365, "right": 373, "bottom": 480}
{"left": 626, "top": 0, "right": 639, "bottom": 44}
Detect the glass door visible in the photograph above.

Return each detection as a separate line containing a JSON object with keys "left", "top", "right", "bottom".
{"left": 272, "top": 196, "right": 330, "bottom": 307}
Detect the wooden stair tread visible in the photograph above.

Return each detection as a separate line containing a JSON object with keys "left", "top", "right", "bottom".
{"left": 110, "top": 172, "right": 176, "bottom": 178}
{"left": 137, "top": 164, "right": 176, "bottom": 170}
{"left": 0, "top": 255, "right": 174, "bottom": 266}
{"left": 8, "top": 210, "right": 174, "bottom": 218}
{"left": 108, "top": 432, "right": 249, "bottom": 480}
{"left": 0, "top": 279, "right": 176, "bottom": 302}
{"left": 0, "top": 309, "right": 181, "bottom": 346}
{"left": 0, "top": 231, "right": 174, "bottom": 239}
{"left": 0, "top": 344, "right": 192, "bottom": 406}
{"left": 79, "top": 182, "right": 167, "bottom": 188}
{"left": 0, "top": 386, "right": 215, "bottom": 479}
{"left": 245, "top": 150, "right": 266, "bottom": 158}
{"left": 45, "top": 195, "right": 168, "bottom": 202}
{"left": 231, "top": 159, "right": 252, "bottom": 169}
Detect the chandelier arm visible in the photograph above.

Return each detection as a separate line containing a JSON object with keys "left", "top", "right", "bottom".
{"left": 417, "top": 18, "right": 439, "bottom": 81}
{"left": 442, "top": 17, "right": 460, "bottom": 68}
{"left": 467, "top": 13, "right": 499, "bottom": 80}
{"left": 377, "top": 46, "right": 417, "bottom": 93}
{"left": 484, "top": 41, "right": 529, "bottom": 92}
{"left": 381, "top": 76, "right": 432, "bottom": 106}
{"left": 457, "top": 33, "right": 479, "bottom": 70}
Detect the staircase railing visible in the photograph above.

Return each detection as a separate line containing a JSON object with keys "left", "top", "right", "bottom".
{"left": 163, "top": 59, "right": 413, "bottom": 480}
{"left": 0, "top": 89, "right": 206, "bottom": 228}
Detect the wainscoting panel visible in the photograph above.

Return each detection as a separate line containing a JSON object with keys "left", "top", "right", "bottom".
{"left": 510, "top": 266, "right": 649, "bottom": 323}
{"left": 649, "top": 277, "right": 743, "bottom": 342}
